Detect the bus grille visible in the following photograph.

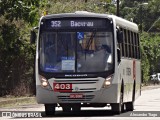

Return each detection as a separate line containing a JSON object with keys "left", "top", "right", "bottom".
{"left": 57, "top": 95, "right": 95, "bottom": 102}
{"left": 54, "top": 79, "right": 100, "bottom": 93}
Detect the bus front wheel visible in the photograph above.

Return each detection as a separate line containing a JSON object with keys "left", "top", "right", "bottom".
{"left": 111, "top": 92, "right": 124, "bottom": 114}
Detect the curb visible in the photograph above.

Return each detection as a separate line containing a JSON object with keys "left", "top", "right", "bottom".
{"left": 141, "top": 84, "right": 160, "bottom": 91}
{"left": 0, "top": 97, "right": 36, "bottom": 107}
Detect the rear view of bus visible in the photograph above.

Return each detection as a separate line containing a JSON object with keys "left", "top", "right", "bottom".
{"left": 30, "top": 11, "right": 140, "bottom": 115}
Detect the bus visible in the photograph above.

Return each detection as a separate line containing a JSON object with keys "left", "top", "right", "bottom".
{"left": 30, "top": 11, "right": 141, "bottom": 115}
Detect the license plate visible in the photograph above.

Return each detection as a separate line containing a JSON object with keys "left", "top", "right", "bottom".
{"left": 70, "top": 94, "right": 83, "bottom": 98}
{"left": 53, "top": 83, "right": 72, "bottom": 92}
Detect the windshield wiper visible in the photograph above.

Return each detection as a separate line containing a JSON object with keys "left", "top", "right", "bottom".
{"left": 85, "top": 31, "right": 96, "bottom": 50}
{"left": 84, "top": 31, "right": 96, "bottom": 59}
{"left": 59, "top": 34, "right": 69, "bottom": 58}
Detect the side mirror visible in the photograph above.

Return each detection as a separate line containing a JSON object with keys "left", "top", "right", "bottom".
{"left": 117, "top": 48, "right": 121, "bottom": 63}
{"left": 30, "top": 30, "right": 36, "bottom": 44}
{"left": 117, "top": 30, "right": 123, "bottom": 43}
{"left": 30, "top": 27, "right": 38, "bottom": 44}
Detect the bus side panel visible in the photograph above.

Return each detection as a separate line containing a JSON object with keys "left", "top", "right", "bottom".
{"left": 117, "top": 58, "right": 129, "bottom": 103}
{"left": 135, "top": 60, "right": 141, "bottom": 100}
{"left": 118, "top": 58, "right": 141, "bottom": 103}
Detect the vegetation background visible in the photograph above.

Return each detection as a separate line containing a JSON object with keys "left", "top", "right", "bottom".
{"left": 0, "top": 0, "right": 160, "bottom": 96}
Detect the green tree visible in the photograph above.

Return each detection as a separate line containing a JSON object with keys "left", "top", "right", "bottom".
{"left": 144, "top": 0, "right": 160, "bottom": 32}
{"left": 0, "top": 0, "right": 45, "bottom": 96}
{"left": 120, "top": 0, "right": 160, "bottom": 32}
{"left": 44, "top": 0, "right": 115, "bottom": 15}
{"left": 140, "top": 32, "right": 160, "bottom": 84}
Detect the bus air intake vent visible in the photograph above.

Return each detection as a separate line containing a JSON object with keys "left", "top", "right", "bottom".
{"left": 57, "top": 95, "right": 95, "bottom": 102}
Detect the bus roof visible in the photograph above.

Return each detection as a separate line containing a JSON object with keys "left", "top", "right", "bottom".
{"left": 109, "top": 15, "right": 139, "bottom": 32}
{"left": 41, "top": 11, "right": 138, "bottom": 32}
{"left": 41, "top": 11, "right": 111, "bottom": 19}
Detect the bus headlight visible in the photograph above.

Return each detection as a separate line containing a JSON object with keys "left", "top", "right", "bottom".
{"left": 39, "top": 75, "right": 52, "bottom": 90}
{"left": 42, "top": 80, "right": 48, "bottom": 87}
{"left": 103, "top": 75, "right": 113, "bottom": 88}
{"left": 39, "top": 75, "right": 48, "bottom": 87}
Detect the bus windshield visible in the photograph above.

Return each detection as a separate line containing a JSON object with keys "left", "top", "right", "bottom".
{"left": 40, "top": 31, "right": 114, "bottom": 73}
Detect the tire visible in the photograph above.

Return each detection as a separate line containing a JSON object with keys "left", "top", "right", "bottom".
{"left": 126, "top": 102, "right": 134, "bottom": 111}
{"left": 126, "top": 84, "right": 135, "bottom": 111}
{"left": 45, "top": 104, "right": 55, "bottom": 116}
{"left": 111, "top": 92, "right": 124, "bottom": 114}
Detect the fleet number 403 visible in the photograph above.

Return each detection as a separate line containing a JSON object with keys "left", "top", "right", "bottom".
{"left": 53, "top": 83, "right": 72, "bottom": 92}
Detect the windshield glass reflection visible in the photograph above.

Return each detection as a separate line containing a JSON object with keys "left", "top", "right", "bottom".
{"left": 40, "top": 32, "right": 113, "bottom": 73}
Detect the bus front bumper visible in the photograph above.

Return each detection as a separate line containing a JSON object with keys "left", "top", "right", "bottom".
{"left": 36, "top": 83, "right": 119, "bottom": 104}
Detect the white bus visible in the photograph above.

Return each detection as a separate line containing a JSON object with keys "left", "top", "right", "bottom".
{"left": 30, "top": 11, "right": 141, "bottom": 115}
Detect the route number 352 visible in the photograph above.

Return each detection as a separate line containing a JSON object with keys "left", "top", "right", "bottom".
{"left": 51, "top": 21, "right": 61, "bottom": 27}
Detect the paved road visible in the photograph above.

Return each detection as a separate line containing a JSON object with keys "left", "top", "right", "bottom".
{"left": 1, "top": 86, "right": 160, "bottom": 120}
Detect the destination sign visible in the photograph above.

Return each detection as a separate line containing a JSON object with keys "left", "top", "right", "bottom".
{"left": 43, "top": 18, "right": 110, "bottom": 30}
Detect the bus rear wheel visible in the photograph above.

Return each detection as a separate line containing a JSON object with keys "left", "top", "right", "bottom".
{"left": 126, "top": 84, "right": 135, "bottom": 111}
{"left": 126, "top": 102, "right": 134, "bottom": 111}
{"left": 45, "top": 104, "right": 55, "bottom": 116}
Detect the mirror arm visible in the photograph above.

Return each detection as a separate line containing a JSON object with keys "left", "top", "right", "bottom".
{"left": 30, "top": 27, "right": 38, "bottom": 44}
